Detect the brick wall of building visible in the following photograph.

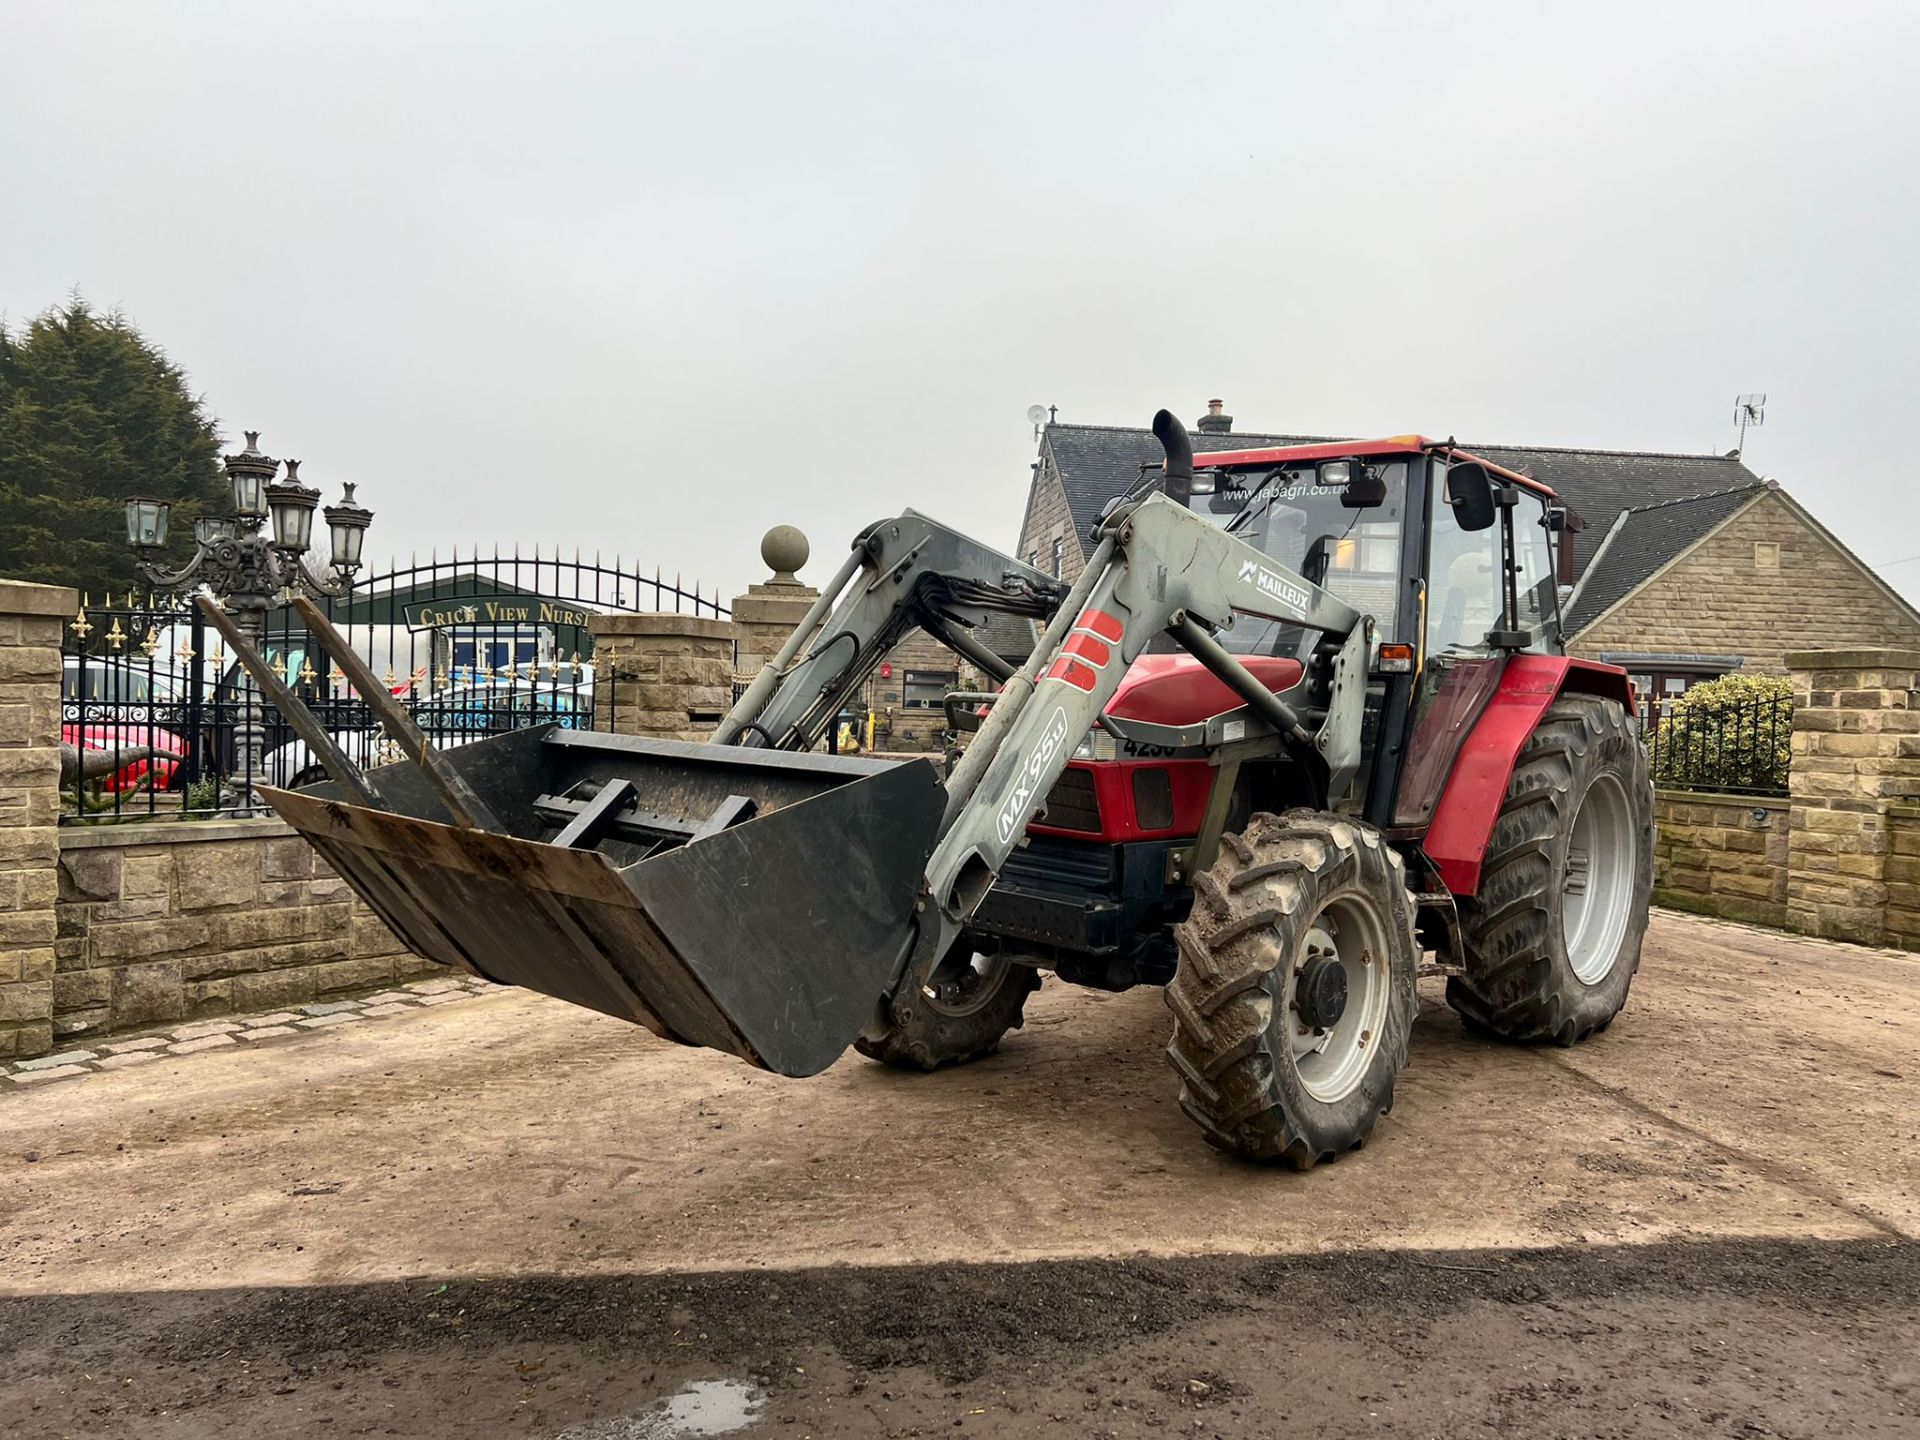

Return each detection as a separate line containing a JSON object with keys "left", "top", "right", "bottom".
{"left": 1014, "top": 452, "right": 1081, "bottom": 586}
{"left": 856, "top": 629, "right": 986, "bottom": 754}
{"left": 1571, "top": 492, "right": 1920, "bottom": 673}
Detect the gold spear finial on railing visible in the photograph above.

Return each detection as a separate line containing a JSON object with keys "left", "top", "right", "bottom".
{"left": 106, "top": 617, "right": 126, "bottom": 650}
{"left": 299, "top": 658, "right": 317, "bottom": 686}
{"left": 70, "top": 603, "right": 92, "bottom": 642}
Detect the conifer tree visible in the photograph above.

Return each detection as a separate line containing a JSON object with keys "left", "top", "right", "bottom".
{"left": 0, "top": 297, "right": 226, "bottom": 598}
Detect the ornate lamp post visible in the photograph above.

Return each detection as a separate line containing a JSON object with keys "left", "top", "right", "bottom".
{"left": 124, "top": 431, "right": 373, "bottom": 800}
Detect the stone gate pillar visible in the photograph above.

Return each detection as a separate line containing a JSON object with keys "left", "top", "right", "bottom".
{"left": 0, "top": 580, "right": 75, "bottom": 1061}
{"left": 589, "top": 613, "right": 736, "bottom": 742}
{"left": 730, "top": 526, "right": 820, "bottom": 698}
{"left": 1784, "top": 648, "right": 1920, "bottom": 943}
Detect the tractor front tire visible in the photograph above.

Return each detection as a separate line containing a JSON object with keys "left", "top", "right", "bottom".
{"left": 1449, "top": 694, "right": 1653, "bottom": 1045}
{"left": 1166, "top": 811, "right": 1419, "bottom": 1168}
{"left": 855, "top": 946, "right": 1041, "bottom": 1071}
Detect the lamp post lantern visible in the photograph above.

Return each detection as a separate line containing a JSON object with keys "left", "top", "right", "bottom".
{"left": 124, "top": 430, "right": 374, "bottom": 805}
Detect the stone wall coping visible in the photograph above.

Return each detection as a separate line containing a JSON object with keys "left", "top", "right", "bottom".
{"left": 736, "top": 581, "right": 819, "bottom": 599}
{"left": 1784, "top": 648, "right": 1920, "bottom": 671}
{"left": 590, "top": 613, "right": 733, "bottom": 640}
{"left": 58, "top": 816, "right": 296, "bottom": 851}
{"left": 1654, "top": 789, "right": 1788, "bottom": 811}
{"left": 0, "top": 578, "right": 81, "bottom": 616}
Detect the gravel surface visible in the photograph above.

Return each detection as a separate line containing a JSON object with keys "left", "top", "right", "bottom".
{"left": 2, "top": 910, "right": 1915, "bottom": 1436}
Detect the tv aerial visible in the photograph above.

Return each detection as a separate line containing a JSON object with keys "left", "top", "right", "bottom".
{"left": 1027, "top": 403, "right": 1051, "bottom": 440}
{"left": 1734, "top": 393, "right": 1766, "bottom": 454}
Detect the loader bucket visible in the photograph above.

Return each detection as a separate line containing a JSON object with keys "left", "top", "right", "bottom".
{"left": 260, "top": 727, "right": 945, "bottom": 1077}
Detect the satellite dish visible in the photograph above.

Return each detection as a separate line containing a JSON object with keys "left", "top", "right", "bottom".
{"left": 1026, "top": 404, "right": 1048, "bottom": 426}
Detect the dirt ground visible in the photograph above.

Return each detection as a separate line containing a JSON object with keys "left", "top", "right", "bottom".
{"left": 2, "top": 910, "right": 1916, "bottom": 1437}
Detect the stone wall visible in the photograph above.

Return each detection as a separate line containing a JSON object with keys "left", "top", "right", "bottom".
{"left": 730, "top": 526, "right": 818, "bottom": 691}
{"left": 1784, "top": 649, "right": 1920, "bottom": 945}
{"left": 0, "top": 581, "right": 72, "bottom": 1060}
{"left": 1571, "top": 491, "right": 1920, "bottom": 673}
{"left": 590, "top": 613, "right": 734, "bottom": 742}
{"left": 54, "top": 820, "right": 433, "bottom": 1040}
{"left": 1652, "top": 790, "right": 1788, "bottom": 927}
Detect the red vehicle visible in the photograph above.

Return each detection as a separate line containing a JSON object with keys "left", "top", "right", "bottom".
{"left": 252, "top": 412, "right": 1654, "bottom": 1170}
{"left": 61, "top": 659, "right": 188, "bottom": 793}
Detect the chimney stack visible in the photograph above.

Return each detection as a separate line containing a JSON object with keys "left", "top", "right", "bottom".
{"left": 1196, "top": 398, "right": 1232, "bottom": 434}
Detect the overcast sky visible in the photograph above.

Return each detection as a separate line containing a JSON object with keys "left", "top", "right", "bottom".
{"left": 5, "top": 2, "right": 1918, "bottom": 603}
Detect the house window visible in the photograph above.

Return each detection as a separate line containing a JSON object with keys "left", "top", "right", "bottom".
{"left": 1051, "top": 537, "right": 1064, "bottom": 577}
{"left": 902, "top": 670, "right": 956, "bottom": 709}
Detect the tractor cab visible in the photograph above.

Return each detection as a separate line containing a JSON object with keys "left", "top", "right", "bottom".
{"left": 999, "top": 438, "right": 1591, "bottom": 990}
{"left": 1048, "top": 438, "right": 1569, "bottom": 834}
{"left": 1179, "top": 438, "right": 1564, "bottom": 666}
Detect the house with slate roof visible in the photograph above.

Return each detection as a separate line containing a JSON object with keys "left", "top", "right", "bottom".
{"left": 1012, "top": 403, "right": 1920, "bottom": 708}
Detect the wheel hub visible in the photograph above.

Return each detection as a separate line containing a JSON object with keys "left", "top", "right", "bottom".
{"left": 1293, "top": 955, "right": 1349, "bottom": 1031}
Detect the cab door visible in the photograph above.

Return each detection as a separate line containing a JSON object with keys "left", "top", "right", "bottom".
{"left": 1391, "top": 458, "right": 1511, "bottom": 828}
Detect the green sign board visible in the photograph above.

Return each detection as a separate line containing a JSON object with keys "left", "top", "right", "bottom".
{"left": 403, "top": 594, "right": 598, "bottom": 631}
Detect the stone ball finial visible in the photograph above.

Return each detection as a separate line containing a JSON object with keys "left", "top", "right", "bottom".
{"left": 761, "top": 524, "right": 809, "bottom": 584}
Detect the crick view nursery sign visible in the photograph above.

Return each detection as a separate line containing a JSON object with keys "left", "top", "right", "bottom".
{"left": 403, "top": 595, "right": 598, "bottom": 631}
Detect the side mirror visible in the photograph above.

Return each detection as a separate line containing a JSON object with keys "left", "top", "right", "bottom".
{"left": 1446, "top": 460, "right": 1497, "bottom": 532}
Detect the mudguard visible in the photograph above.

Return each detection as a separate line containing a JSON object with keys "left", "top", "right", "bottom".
{"left": 1421, "top": 655, "right": 1636, "bottom": 896}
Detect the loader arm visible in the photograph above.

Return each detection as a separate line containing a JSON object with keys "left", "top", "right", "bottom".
{"left": 897, "top": 488, "right": 1367, "bottom": 1001}
{"left": 715, "top": 511, "right": 1067, "bottom": 753}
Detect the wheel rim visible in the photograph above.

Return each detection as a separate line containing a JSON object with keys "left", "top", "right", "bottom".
{"left": 1563, "top": 772, "right": 1636, "bottom": 985}
{"left": 922, "top": 950, "right": 1013, "bottom": 1019}
{"left": 1287, "top": 895, "right": 1390, "bottom": 1104}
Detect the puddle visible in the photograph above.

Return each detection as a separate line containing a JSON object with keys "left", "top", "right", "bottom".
{"left": 553, "top": 1379, "right": 766, "bottom": 1438}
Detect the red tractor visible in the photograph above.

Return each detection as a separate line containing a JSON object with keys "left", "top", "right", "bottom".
{"left": 246, "top": 409, "right": 1654, "bottom": 1169}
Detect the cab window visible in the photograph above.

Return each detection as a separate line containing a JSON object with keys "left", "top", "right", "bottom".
{"left": 1425, "top": 462, "right": 1504, "bottom": 657}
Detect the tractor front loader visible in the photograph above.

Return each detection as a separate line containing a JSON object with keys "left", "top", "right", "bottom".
{"left": 242, "top": 408, "right": 1653, "bottom": 1167}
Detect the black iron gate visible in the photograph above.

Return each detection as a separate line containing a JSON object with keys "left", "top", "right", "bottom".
{"left": 60, "top": 548, "right": 727, "bottom": 822}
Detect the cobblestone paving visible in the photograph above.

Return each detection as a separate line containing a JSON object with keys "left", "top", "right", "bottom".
{"left": 0, "top": 973, "right": 501, "bottom": 1089}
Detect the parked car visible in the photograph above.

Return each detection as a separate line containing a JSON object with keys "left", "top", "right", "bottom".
{"left": 262, "top": 678, "right": 593, "bottom": 789}
{"left": 60, "top": 658, "right": 189, "bottom": 792}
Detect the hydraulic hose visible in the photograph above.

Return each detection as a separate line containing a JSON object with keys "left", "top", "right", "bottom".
{"left": 939, "top": 534, "right": 1116, "bottom": 833}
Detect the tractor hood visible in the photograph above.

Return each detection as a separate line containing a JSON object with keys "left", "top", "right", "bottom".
{"left": 1103, "top": 654, "right": 1305, "bottom": 728}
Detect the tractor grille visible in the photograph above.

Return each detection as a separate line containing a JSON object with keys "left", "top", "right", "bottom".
{"left": 1038, "top": 766, "right": 1101, "bottom": 833}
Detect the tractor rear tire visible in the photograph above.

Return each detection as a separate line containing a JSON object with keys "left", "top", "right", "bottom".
{"left": 1166, "top": 810, "right": 1419, "bottom": 1168}
{"left": 1449, "top": 694, "right": 1653, "bottom": 1045}
{"left": 854, "top": 946, "right": 1041, "bottom": 1071}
